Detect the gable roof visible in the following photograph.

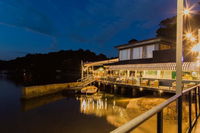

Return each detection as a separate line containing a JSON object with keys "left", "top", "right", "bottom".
{"left": 115, "top": 37, "right": 174, "bottom": 50}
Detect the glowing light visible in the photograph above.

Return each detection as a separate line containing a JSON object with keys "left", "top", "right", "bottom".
{"left": 98, "top": 67, "right": 104, "bottom": 71}
{"left": 192, "top": 43, "right": 200, "bottom": 52}
{"left": 190, "top": 37, "right": 196, "bottom": 42}
{"left": 185, "top": 33, "right": 193, "bottom": 39}
{"left": 159, "top": 90, "right": 163, "bottom": 93}
{"left": 139, "top": 87, "right": 143, "bottom": 91}
{"left": 183, "top": 8, "right": 190, "bottom": 15}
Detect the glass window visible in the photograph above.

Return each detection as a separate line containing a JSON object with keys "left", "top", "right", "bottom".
{"left": 146, "top": 45, "right": 155, "bottom": 58}
{"left": 119, "top": 49, "right": 130, "bottom": 60}
{"left": 144, "top": 70, "right": 157, "bottom": 78}
{"left": 163, "top": 71, "right": 172, "bottom": 79}
{"left": 132, "top": 47, "right": 143, "bottom": 59}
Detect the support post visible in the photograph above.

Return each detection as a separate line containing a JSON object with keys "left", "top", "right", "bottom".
{"left": 157, "top": 111, "right": 163, "bottom": 133}
{"left": 176, "top": 0, "right": 184, "bottom": 133}
{"left": 81, "top": 60, "right": 84, "bottom": 79}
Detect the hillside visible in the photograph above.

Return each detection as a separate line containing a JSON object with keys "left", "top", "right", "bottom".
{"left": 0, "top": 49, "right": 107, "bottom": 85}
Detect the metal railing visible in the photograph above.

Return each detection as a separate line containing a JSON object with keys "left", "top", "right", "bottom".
{"left": 111, "top": 84, "right": 200, "bottom": 133}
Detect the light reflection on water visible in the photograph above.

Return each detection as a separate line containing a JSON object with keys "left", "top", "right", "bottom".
{"left": 0, "top": 78, "right": 184, "bottom": 133}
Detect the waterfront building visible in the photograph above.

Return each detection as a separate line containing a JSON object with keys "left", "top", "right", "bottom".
{"left": 82, "top": 37, "right": 199, "bottom": 92}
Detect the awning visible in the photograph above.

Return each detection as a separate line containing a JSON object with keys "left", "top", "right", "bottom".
{"left": 84, "top": 58, "right": 119, "bottom": 67}
{"left": 107, "top": 62, "right": 199, "bottom": 71}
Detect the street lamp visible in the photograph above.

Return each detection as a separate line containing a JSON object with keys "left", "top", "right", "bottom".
{"left": 176, "top": 0, "right": 184, "bottom": 133}
{"left": 176, "top": 0, "right": 184, "bottom": 95}
{"left": 186, "top": 33, "right": 193, "bottom": 38}
{"left": 192, "top": 43, "right": 200, "bottom": 52}
{"left": 190, "top": 36, "right": 197, "bottom": 42}
{"left": 184, "top": 8, "right": 191, "bottom": 15}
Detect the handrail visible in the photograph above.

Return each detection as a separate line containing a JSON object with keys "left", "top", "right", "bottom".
{"left": 111, "top": 94, "right": 181, "bottom": 133}
{"left": 77, "top": 75, "right": 93, "bottom": 82}
{"left": 111, "top": 84, "right": 200, "bottom": 133}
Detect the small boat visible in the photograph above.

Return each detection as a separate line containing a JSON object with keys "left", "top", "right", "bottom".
{"left": 81, "top": 86, "right": 98, "bottom": 94}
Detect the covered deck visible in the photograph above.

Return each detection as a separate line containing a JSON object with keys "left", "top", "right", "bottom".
{"left": 86, "top": 61, "right": 200, "bottom": 92}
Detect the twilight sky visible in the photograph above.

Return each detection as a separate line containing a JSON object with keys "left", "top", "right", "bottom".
{"left": 0, "top": 0, "right": 198, "bottom": 60}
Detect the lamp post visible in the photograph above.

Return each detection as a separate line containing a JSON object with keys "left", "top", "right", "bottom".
{"left": 176, "top": 0, "right": 184, "bottom": 133}
{"left": 176, "top": 0, "right": 184, "bottom": 95}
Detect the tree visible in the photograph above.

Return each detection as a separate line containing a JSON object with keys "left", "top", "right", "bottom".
{"left": 156, "top": 16, "right": 176, "bottom": 41}
{"left": 156, "top": 11, "right": 200, "bottom": 43}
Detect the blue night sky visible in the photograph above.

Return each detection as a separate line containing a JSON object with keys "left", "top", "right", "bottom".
{"left": 0, "top": 0, "right": 198, "bottom": 60}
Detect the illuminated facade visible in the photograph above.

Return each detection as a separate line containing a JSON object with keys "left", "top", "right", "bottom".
{"left": 83, "top": 37, "right": 199, "bottom": 90}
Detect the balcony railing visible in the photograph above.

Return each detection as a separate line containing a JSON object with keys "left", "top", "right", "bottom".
{"left": 111, "top": 84, "right": 200, "bottom": 133}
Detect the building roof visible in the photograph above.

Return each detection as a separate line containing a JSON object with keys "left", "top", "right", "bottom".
{"left": 84, "top": 58, "right": 119, "bottom": 67}
{"left": 115, "top": 37, "right": 174, "bottom": 50}
{"left": 107, "top": 62, "right": 198, "bottom": 71}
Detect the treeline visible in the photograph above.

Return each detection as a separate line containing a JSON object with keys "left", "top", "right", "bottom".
{"left": 0, "top": 49, "right": 107, "bottom": 85}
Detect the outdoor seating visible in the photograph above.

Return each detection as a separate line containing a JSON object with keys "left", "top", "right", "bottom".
{"left": 127, "top": 79, "right": 136, "bottom": 85}
{"left": 150, "top": 80, "right": 159, "bottom": 88}
{"left": 141, "top": 79, "right": 149, "bottom": 86}
{"left": 183, "top": 82, "right": 196, "bottom": 88}
{"left": 172, "top": 82, "right": 196, "bottom": 90}
{"left": 172, "top": 82, "right": 176, "bottom": 90}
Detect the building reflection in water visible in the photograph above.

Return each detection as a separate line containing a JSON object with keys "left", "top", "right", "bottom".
{"left": 77, "top": 93, "right": 183, "bottom": 132}
{"left": 77, "top": 93, "right": 138, "bottom": 127}
{"left": 21, "top": 91, "right": 184, "bottom": 132}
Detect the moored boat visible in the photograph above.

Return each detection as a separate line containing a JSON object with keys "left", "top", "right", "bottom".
{"left": 81, "top": 86, "right": 98, "bottom": 94}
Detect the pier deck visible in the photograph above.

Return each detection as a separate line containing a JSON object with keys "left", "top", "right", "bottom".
{"left": 98, "top": 80, "right": 176, "bottom": 93}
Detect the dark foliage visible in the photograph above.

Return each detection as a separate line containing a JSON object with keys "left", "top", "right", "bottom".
{"left": 156, "top": 12, "right": 200, "bottom": 43}
{"left": 0, "top": 49, "right": 107, "bottom": 85}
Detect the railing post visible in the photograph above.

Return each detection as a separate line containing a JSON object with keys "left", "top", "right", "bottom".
{"left": 198, "top": 86, "right": 200, "bottom": 114}
{"left": 177, "top": 96, "right": 182, "bottom": 133}
{"left": 157, "top": 110, "right": 163, "bottom": 133}
{"left": 195, "top": 87, "right": 198, "bottom": 118}
{"left": 189, "top": 91, "right": 192, "bottom": 131}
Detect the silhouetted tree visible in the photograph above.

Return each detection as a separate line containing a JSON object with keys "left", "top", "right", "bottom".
{"left": 1, "top": 49, "right": 108, "bottom": 85}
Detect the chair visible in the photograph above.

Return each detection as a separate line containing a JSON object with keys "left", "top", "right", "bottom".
{"left": 141, "top": 79, "right": 149, "bottom": 86}
{"left": 184, "top": 82, "right": 196, "bottom": 88}
{"left": 150, "top": 80, "right": 159, "bottom": 88}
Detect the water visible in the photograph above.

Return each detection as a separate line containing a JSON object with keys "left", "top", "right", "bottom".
{"left": 0, "top": 78, "right": 179, "bottom": 133}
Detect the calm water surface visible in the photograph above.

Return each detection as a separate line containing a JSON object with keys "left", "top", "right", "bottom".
{"left": 0, "top": 78, "right": 178, "bottom": 133}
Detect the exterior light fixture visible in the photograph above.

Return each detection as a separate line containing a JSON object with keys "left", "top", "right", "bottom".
{"left": 183, "top": 8, "right": 190, "bottom": 15}
{"left": 185, "top": 33, "right": 193, "bottom": 39}
{"left": 192, "top": 43, "right": 200, "bottom": 52}
{"left": 190, "top": 37, "right": 196, "bottom": 42}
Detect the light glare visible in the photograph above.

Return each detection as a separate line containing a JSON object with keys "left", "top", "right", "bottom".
{"left": 190, "top": 37, "right": 196, "bottom": 42}
{"left": 186, "top": 33, "right": 192, "bottom": 39}
{"left": 184, "top": 9, "right": 190, "bottom": 15}
{"left": 192, "top": 43, "right": 200, "bottom": 52}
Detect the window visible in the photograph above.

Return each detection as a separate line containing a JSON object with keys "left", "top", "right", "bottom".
{"left": 132, "top": 47, "right": 143, "bottom": 59}
{"left": 119, "top": 49, "right": 130, "bottom": 60}
{"left": 160, "top": 71, "right": 172, "bottom": 79}
{"left": 144, "top": 70, "right": 157, "bottom": 78}
{"left": 145, "top": 45, "right": 155, "bottom": 58}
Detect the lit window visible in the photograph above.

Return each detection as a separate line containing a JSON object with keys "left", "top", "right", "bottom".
{"left": 145, "top": 45, "right": 155, "bottom": 58}
{"left": 132, "top": 47, "right": 143, "bottom": 59}
{"left": 119, "top": 49, "right": 130, "bottom": 60}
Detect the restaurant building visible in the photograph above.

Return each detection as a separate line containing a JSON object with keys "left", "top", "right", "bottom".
{"left": 83, "top": 37, "right": 199, "bottom": 91}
